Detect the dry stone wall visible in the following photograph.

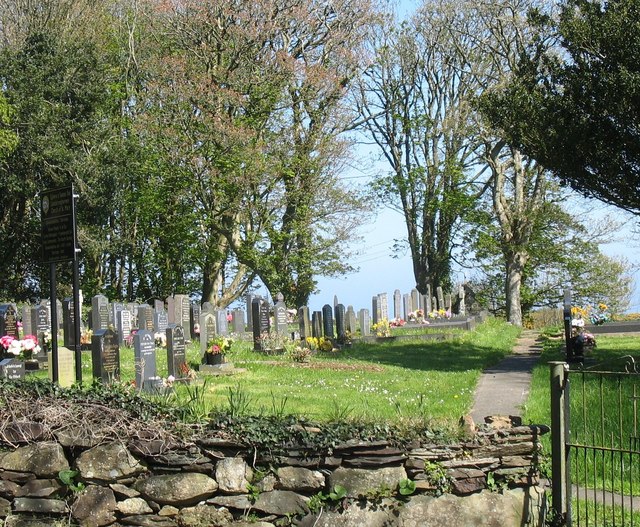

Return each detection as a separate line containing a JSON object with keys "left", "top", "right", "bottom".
{"left": 0, "top": 420, "right": 549, "bottom": 527}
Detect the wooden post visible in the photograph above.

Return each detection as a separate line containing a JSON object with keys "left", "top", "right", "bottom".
{"left": 550, "top": 361, "right": 569, "bottom": 524}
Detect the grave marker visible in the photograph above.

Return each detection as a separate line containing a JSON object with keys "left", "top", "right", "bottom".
{"left": 311, "top": 311, "right": 322, "bottom": 339}
{"left": 0, "top": 358, "right": 25, "bottom": 380}
{"left": 154, "top": 310, "right": 169, "bottom": 333}
{"left": 322, "top": 304, "right": 334, "bottom": 338}
{"left": 138, "top": 305, "right": 154, "bottom": 332}
{"left": 298, "top": 307, "right": 311, "bottom": 340}
{"left": 335, "top": 304, "right": 346, "bottom": 341}
{"left": 437, "top": 287, "right": 445, "bottom": 311}
{"left": 134, "top": 329, "right": 159, "bottom": 392}
{"left": 251, "top": 298, "right": 270, "bottom": 351}
{"left": 175, "top": 295, "right": 191, "bottom": 339}
{"left": 393, "top": 290, "right": 401, "bottom": 320}
{"left": 231, "top": 310, "right": 245, "bottom": 334}
{"left": 199, "top": 312, "right": 216, "bottom": 356}
{"left": 274, "top": 294, "right": 287, "bottom": 335}
{"left": 371, "top": 296, "right": 379, "bottom": 325}
{"left": 358, "top": 309, "right": 371, "bottom": 337}
{"left": 167, "top": 325, "right": 188, "bottom": 380}
{"left": 0, "top": 304, "right": 19, "bottom": 338}
{"left": 91, "top": 295, "right": 109, "bottom": 331}
{"left": 62, "top": 298, "right": 76, "bottom": 347}
{"left": 190, "top": 303, "right": 201, "bottom": 340}
{"left": 153, "top": 299, "right": 164, "bottom": 312}
{"left": 215, "top": 310, "right": 229, "bottom": 336}
{"left": 379, "top": 293, "right": 389, "bottom": 321}
{"left": 91, "top": 329, "right": 120, "bottom": 382}
{"left": 403, "top": 294, "right": 410, "bottom": 321}
{"left": 49, "top": 347, "right": 74, "bottom": 388}
{"left": 166, "top": 296, "right": 175, "bottom": 324}
{"left": 117, "top": 309, "right": 133, "bottom": 346}
{"left": 346, "top": 306, "right": 357, "bottom": 335}
{"left": 411, "top": 289, "right": 420, "bottom": 313}
{"left": 22, "top": 306, "right": 33, "bottom": 337}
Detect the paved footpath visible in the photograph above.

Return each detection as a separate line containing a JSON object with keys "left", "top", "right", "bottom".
{"left": 470, "top": 329, "right": 542, "bottom": 424}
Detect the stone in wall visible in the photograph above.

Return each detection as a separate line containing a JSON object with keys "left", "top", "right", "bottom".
{"left": 215, "top": 457, "right": 252, "bottom": 494}
{"left": 134, "top": 473, "right": 218, "bottom": 506}
{"left": 76, "top": 442, "right": 145, "bottom": 482}
{"left": 328, "top": 466, "right": 407, "bottom": 498}
{"left": 0, "top": 442, "right": 69, "bottom": 477}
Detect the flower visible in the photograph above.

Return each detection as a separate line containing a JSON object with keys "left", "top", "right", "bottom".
{"left": 372, "top": 319, "right": 391, "bottom": 337}
{"left": 1, "top": 335, "right": 41, "bottom": 359}
{"left": 389, "top": 318, "right": 406, "bottom": 327}
{"left": 207, "top": 335, "right": 233, "bottom": 355}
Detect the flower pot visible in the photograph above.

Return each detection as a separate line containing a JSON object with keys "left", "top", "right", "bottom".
{"left": 205, "top": 353, "right": 225, "bottom": 365}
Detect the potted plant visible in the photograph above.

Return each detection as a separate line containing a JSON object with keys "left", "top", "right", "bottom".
{"left": 205, "top": 335, "right": 233, "bottom": 365}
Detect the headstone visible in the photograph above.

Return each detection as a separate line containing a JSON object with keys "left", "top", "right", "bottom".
{"left": 378, "top": 293, "right": 388, "bottom": 321}
{"left": 127, "top": 303, "right": 139, "bottom": 326}
{"left": 445, "top": 293, "right": 452, "bottom": 312}
{"left": 432, "top": 296, "right": 437, "bottom": 313}
{"left": 134, "top": 329, "right": 159, "bottom": 391}
{"left": 393, "top": 290, "right": 401, "bottom": 320}
{"left": 346, "top": 306, "right": 357, "bottom": 335}
{"left": 91, "top": 295, "right": 109, "bottom": 331}
{"left": 117, "top": 309, "right": 133, "bottom": 346}
{"left": 153, "top": 299, "right": 164, "bottom": 313}
{"left": 311, "top": 311, "right": 322, "bottom": 339}
{"left": 274, "top": 294, "right": 287, "bottom": 335}
{"left": 111, "top": 302, "right": 125, "bottom": 331}
{"left": 138, "top": 305, "right": 154, "bottom": 332}
{"left": 62, "top": 298, "right": 76, "bottom": 347}
{"left": 215, "top": 310, "right": 229, "bottom": 336}
{"left": 190, "top": 303, "right": 201, "bottom": 340}
{"left": 426, "top": 285, "right": 432, "bottom": 312}
{"left": 175, "top": 295, "right": 191, "bottom": 339}
{"left": 0, "top": 358, "right": 25, "bottom": 380}
{"left": 21, "top": 306, "right": 33, "bottom": 338}
{"left": 244, "top": 293, "right": 254, "bottom": 329}
{"left": 333, "top": 295, "right": 339, "bottom": 308}
{"left": 458, "top": 284, "right": 466, "bottom": 316}
{"left": 91, "top": 329, "right": 120, "bottom": 382}
{"left": 199, "top": 313, "right": 216, "bottom": 356}
{"left": 371, "top": 296, "right": 379, "bottom": 325}
{"left": 0, "top": 305, "right": 19, "bottom": 338}
{"left": 298, "top": 307, "right": 311, "bottom": 340}
{"left": 437, "top": 286, "right": 445, "bottom": 311}
{"left": 424, "top": 293, "right": 432, "bottom": 314}
{"left": 32, "top": 304, "right": 50, "bottom": 336}
{"left": 251, "top": 298, "right": 270, "bottom": 351}
{"left": 166, "top": 296, "right": 175, "bottom": 324}
{"left": 322, "top": 304, "right": 334, "bottom": 338}
{"left": 335, "top": 304, "right": 346, "bottom": 341}
{"left": 358, "top": 309, "right": 371, "bottom": 337}
{"left": 167, "top": 325, "right": 188, "bottom": 380}
{"left": 411, "top": 289, "right": 420, "bottom": 313}
{"left": 154, "top": 310, "right": 169, "bottom": 333}
{"left": 231, "top": 310, "right": 245, "bottom": 334}
{"left": 402, "top": 294, "right": 410, "bottom": 321}
{"left": 202, "top": 301, "right": 214, "bottom": 314}
{"left": 48, "top": 347, "right": 74, "bottom": 388}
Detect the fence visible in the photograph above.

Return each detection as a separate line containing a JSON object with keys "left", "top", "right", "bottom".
{"left": 551, "top": 359, "right": 640, "bottom": 526}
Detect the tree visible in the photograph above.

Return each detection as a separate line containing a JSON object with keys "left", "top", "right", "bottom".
{"left": 481, "top": 0, "right": 640, "bottom": 213}
{"left": 356, "top": 3, "right": 485, "bottom": 297}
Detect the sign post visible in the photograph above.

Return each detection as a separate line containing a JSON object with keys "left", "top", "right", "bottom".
{"left": 41, "top": 186, "right": 81, "bottom": 383}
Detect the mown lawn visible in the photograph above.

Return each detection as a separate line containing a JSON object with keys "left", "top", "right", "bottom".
{"left": 63, "top": 317, "right": 520, "bottom": 429}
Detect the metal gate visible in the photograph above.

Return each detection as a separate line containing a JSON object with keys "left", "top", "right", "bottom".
{"left": 551, "top": 359, "right": 640, "bottom": 526}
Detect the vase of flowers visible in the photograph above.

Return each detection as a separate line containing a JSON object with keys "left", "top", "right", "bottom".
{"left": 0, "top": 334, "right": 41, "bottom": 363}
{"left": 205, "top": 335, "right": 233, "bottom": 365}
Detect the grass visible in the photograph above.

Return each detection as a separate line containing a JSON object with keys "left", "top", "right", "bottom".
{"left": 523, "top": 331, "right": 640, "bottom": 497}
{"left": 38, "top": 317, "right": 519, "bottom": 429}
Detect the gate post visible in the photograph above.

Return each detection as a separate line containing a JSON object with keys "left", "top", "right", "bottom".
{"left": 550, "top": 361, "right": 569, "bottom": 524}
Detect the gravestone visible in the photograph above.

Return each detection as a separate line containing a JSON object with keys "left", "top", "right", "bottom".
{"left": 199, "top": 312, "right": 216, "bottom": 357}
{"left": 49, "top": 347, "right": 74, "bottom": 388}
{"left": 274, "top": 294, "right": 287, "bottom": 335}
{"left": 154, "top": 310, "right": 169, "bottom": 333}
{"left": 346, "top": 306, "right": 357, "bottom": 335}
{"left": 411, "top": 289, "right": 420, "bottom": 313}
{"left": 32, "top": 304, "right": 50, "bottom": 336}
{"left": 379, "top": 293, "right": 389, "bottom": 321}
{"left": 175, "top": 295, "right": 191, "bottom": 339}
{"left": 358, "top": 309, "right": 371, "bottom": 337}
{"left": 0, "top": 304, "right": 19, "bottom": 338}
{"left": 21, "top": 306, "right": 33, "bottom": 337}
{"left": 311, "top": 311, "right": 322, "bottom": 339}
{"left": 437, "top": 287, "right": 445, "bottom": 311}
{"left": 117, "top": 309, "right": 133, "bottom": 346}
{"left": 56, "top": 300, "right": 63, "bottom": 330}
{"left": 153, "top": 299, "right": 164, "bottom": 312}
{"left": 0, "top": 358, "right": 25, "bottom": 380}
{"left": 134, "top": 329, "right": 159, "bottom": 392}
{"left": 91, "top": 295, "right": 109, "bottom": 331}
{"left": 62, "top": 298, "right": 77, "bottom": 347}
{"left": 231, "top": 310, "right": 245, "bottom": 334}
{"left": 166, "top": 296, "right": 175, "bottom": 324}
{"left": 322, "top": 304, "right": 334, "bottom": 338}
{"left": 426, "top": 285, "right": 432, "bottom": 312}
{"left": 298, "top": 307, "right": 311, "bottom": 340}
{"left": 403, "top": 294, "right": 410, "bottom": 321}
{"left": 215, "top": 310, "right": 229, "bottom": 336}
{"left": 138, "top": 305, "right": 154, "bottom": 332}
{"left": 202, "top": 301, "right": 214, "bottom": 314}
{"left": 457, "top": 284, "right": 466, "bottom": 316}
{"left": 251, "top": 298, "right": 270, "bottom": 351}
{"left": 127, "top": 303, "right": 139, "bottom": 327}
{"left": 167, "top": 325, "right": 188, "bottom": 380}
{"left": 111, "top": 303, "right": 125, "bottom": 330}
{"left": 371, "top": 296, "right": 379, "bottom": 325}
{"left": 393, "top": 290, "right": 401, "bottom": 320}
{"left": 190, "top": 303, "right": 201, "bottom": 340}
{"left": 91, "top": 329, "right": 120, "bottom": 382}
{"left": 335, "top": 304, "right": 346, "bottom": 341}
{"left": 244, "top": 293, "right": 254, "bottom": 330}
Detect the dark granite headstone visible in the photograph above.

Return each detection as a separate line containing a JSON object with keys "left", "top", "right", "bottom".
{"left": 175, "top": 295, "right": 191, "bottom": 339}
{"left": 335, "top": 304, "right": 346, "bottom": 341}
{"left": 322, "top": 304, "right": 334, "bottom": 338}
{"left": 251, "top": 297, "right": 270, "bottom": 351}
{"left": 298, "top": 306, "right": 311, "bottom": 340}
{"left": 117, "top": 309, "right": 133, "bottom": 346}
{"left": 311, "top": 311, "right": 322, "bottom": 339}
{"left": 166, "top": 296, "right": 175, "bottom": 324}
{"left": 167, "top": 325, "right": 188, "bottom": 380}
{"left": 0, "top": 358, "right": 25, "bottom": 380}
{"left": 0, "top": 304, "right": 19, "bottom": 338}
{"left": 245, "top": 293, "right": 254, "bottom": 329}
{"left": 154, "top": 310, "right": 169, "bottom": 333}
{"left": 190, "top": 304, "right": 201, "bottom": 340}
{"left": 62, "top": 298, "right": 76, "bottom": 347}
{"left": 371, "top": 296, "right": 379, "bottom": 325}
{"left": 32, "top": 304, "right": 49, "bottom": 335}
{"left": 91, "top": 295, "right": 109, "bottom": 331}
{"left": 91, "top": 329, "right": 120, "bottom": 382}
{"left": 138, "top": 305, "right": 154, "bottom": 332}
{"left": 134, "top": 329, "right": 159, "bottom": 391}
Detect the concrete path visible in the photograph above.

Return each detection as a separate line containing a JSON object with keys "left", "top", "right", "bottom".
{"left": 470, "top": 329, "right": 543, "bottom": 424}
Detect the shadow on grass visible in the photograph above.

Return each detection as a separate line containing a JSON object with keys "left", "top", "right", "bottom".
{"left": 339, "top": 339, "right": 509, "bottom": 373}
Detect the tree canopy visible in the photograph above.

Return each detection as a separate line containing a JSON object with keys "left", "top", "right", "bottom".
{"left": 481, "top": 0, "right": 640, "bottom": 213}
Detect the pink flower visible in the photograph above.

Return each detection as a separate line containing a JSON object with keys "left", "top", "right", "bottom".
{"left": 0, "top": 335, "right": 15, "bottom": 350}
{"left": 22, "top": 336, "right": 38, "bottom": 351}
